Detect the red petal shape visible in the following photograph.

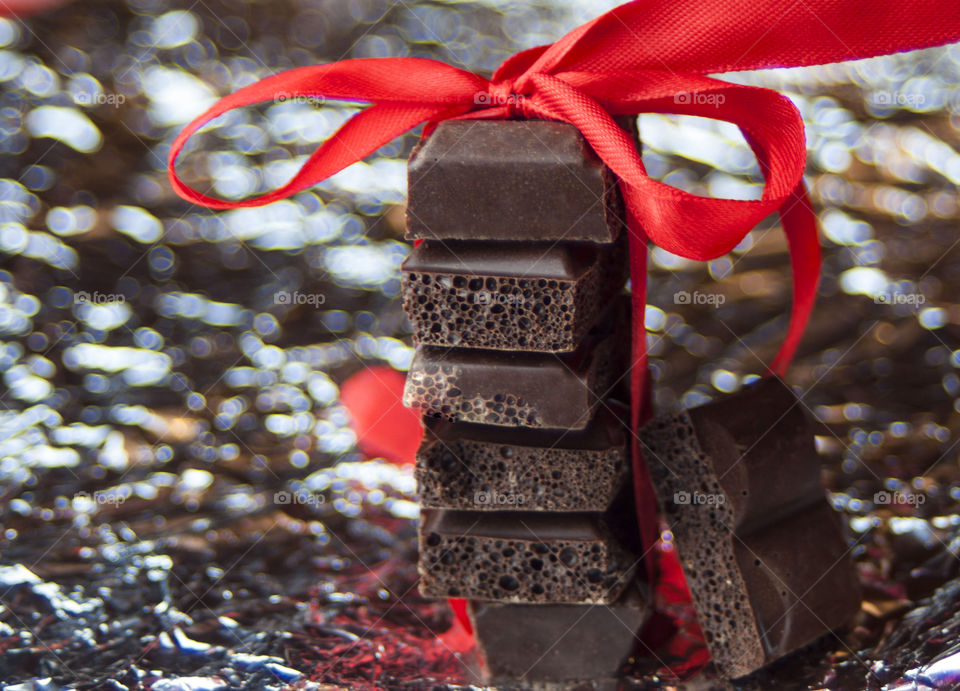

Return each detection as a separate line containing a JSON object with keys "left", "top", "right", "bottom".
{"left": 447, "top": 597, "right": 473, "bottom": 636}
{"left": 0, "top": 0, "right": 72, "bottom": 17}
{"left": 340, "top": 366, "right": 422, "bottom": 466}
{"left": 438, "top": 599, "right": 475, "bottom": 653}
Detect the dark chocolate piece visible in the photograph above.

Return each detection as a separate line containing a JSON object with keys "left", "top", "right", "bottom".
{"left": 401, "top": 237, "right": 628, "bottom": 352}
{"left": 418, "top": 509, "right": 639, "bottom": 604}
{"left": 639, "top": 378, "right": 861, "bottom": 678}
{"left": 469, "top": 585, "right": 648, "bottom": 684}
{"left": 416, "top": 404, "right": 629, "bottom": 512}
{"left": 402, "top": 305, "right": 627, "bottom": 430}
{"left": 405, "top": 120, "right": 626, "bottom": 243}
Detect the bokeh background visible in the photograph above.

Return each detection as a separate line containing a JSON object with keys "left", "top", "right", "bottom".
{"left": 2, "top": 1, "right": 960, "bottom": 689}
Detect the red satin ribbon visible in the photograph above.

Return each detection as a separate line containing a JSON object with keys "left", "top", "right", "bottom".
{"left": 169, "top": 0, "right": 960, "bottom": 578}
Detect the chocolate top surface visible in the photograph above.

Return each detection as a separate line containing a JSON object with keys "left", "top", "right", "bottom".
{"left": 422, "top": 509, "right": 609, "bottom": 541}
{"left": 413, "top": 120, "right": 603, "bottom": 168}
{"left": 401, "top": 240, "right": 600, "bottom": 279}
{"left": 413, "top": 340, "right": 591, "bottom": 376}
{"left": 424, "top": 401, "right": 628, "bottom": 451}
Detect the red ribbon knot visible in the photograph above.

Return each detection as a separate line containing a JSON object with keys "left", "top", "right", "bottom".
{"left": 483, "top": 81, "right": 530, "bottom": 118}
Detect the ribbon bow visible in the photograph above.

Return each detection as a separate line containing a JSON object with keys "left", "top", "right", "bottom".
{"left": 170, "top": 0, "right": 960, "bottom": 571}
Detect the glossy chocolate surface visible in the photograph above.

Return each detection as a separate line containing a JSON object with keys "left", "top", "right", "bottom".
{"left": 469, "top": 585, "right": 648, "bottom": 683}
{"left": 405, "top": 120, "right": 626, "bottom": 243}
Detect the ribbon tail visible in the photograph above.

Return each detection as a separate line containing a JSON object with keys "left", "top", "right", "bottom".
{"left": 627, "top": 214, "right": 659, "bottom": 584}
{"left": 516, "top": 0, "right": 960, "bottom": 79}
{"left": 768, "top": 181, "right": 821, "bottom": 377}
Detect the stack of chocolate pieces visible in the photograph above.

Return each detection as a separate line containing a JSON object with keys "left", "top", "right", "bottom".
{"left": 401, "top": 120, "right": 649, "bottom": 686}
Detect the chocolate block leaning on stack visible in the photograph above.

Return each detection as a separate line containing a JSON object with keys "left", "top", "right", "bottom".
{"left": 401, "top": 120, "right": 648, "bottom": 686}
{"left": 639, "top": 378, "right": 862, "bottom": 679}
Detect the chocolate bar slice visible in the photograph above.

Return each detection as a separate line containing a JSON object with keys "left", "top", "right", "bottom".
{"left": 418, "top": 509, "right": 639, "bottom": 604}
{"left": 405, "top": 120, "right": 626, "bottom": 243}
{"left": 401, "top": 236, "right": 628, "bottom": 352}
{"left": 416, "top": 404, "right": 629, "bottom": 512}
{"left": 469, "top": 585, "right": 648, "bottom": 684}
{"left": 639, "top": 378, "right": 861, "bottom": 678}
{"left": 402, "top": 305, "right": 627, "bottom": 430}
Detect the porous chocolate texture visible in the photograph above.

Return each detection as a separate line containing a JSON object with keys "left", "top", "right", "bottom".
{"left": 402, "top": 300, "right": 628, "bottom": 430}
{"left": 418, "top": 509, "right": 639, "bottom": 604}
{"left": 416, "top": 404, "right": 629, "bottom": 512}
{"left": 638, "top": 377, "right": 862, "bottom": 679}
{"left": 405, "top": 120, "right": 626, "bottom": 243}
{"left": 401, "top": 235, "right": 628, "bottom": 352}
{"left": 468, "top": 585, "right": 648, "bottom": 684}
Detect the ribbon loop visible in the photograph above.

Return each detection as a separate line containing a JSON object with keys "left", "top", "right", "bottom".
{"left": 522, "top": 71, "right": 806, "bottom": 261}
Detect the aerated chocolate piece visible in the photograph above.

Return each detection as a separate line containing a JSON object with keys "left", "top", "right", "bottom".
{"left": 418, "top": 509, "right": 639, "bottom": 604}
{"left": 405, "top": 120, "right": 626, "bottom": 243}
{"left": 639, "top": 378, "right": 862, "bottom": 678}
{"left": 469, "top": 585, "right": 648, "bottom": 684}
{"left": 416, "top": 404, "right": 629, "bottom": 512}
{"left": 402, "top": 309, "right": 626, "bottom": 430}
{"left": 401, "top": 236, "right": 628, "bottom": 352}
